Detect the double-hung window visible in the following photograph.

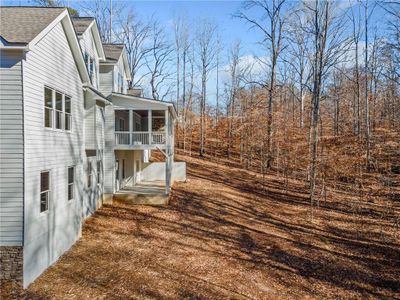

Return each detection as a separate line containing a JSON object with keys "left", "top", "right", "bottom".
{"left": 68, "top": 167, "right": 74, "bottom": 200}
{"left": 65, "top": 96, "right": 71, "bottom": 131}
{"left": 44, "top": 87, "right": 71, "bottom": 131}
{"left": 40, "top": 171, "right": 50, "bottom": 213}
{"left": 55, "top": 91, "right": 63, "bottom": 130}
{"left": 44, "top": 88, "right": 53, "bottom": 128}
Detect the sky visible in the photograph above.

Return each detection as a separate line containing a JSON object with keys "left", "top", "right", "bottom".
{"left": 1, "top": 0, "right": 392, "bottom": 104}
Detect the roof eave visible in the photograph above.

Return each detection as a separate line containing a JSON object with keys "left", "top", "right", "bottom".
{"left": 109, "top": 92, "right": 177, "bottom": 119}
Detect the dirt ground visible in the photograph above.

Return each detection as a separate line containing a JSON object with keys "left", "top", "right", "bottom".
{"left": 2, "top": 155, "right": 399, "bottom": 299}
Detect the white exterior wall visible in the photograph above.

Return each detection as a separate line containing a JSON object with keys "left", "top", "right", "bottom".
{"left": 79, "top": 27, "right": 100, "bottom": 89}
{"left": 113, "top": 56, "right": 128, "bottom": 94}
{"left": 22, "top": 22, "right": 87, "bottom": 287}
{"left": 141, "top": 162, "right": 186, "bottom": 182}
{"left": 104, "top": 104, "right": 115, "bottom": 194}
{"left": 99, "top": 64, "right": 113, "bottom": 96}
{"left": 84, "top": 94, "right": 96, "bottom": 149}
{"left": 0, "top": 50, "right": 24, "bottom": 246}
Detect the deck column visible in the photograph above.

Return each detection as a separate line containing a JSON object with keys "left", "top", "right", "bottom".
{"left": 165, "top": 109, "right": 171, "bottom": 194}
{"left": 129, "top": 109, "right": 133, "bottom": 145}
{"left": 148, "top": 110, "right": 152, "bottom": 145}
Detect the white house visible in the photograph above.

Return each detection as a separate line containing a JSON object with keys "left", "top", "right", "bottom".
{"left": 0, "top": 6, "right": 185, "bottom": 288}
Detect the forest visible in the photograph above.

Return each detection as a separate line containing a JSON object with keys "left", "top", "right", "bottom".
{"left": 78, "top": 0, "right": 400, "bottom": 229}
{"left": 5, "top": 0, "right": 398, "bottom": 298}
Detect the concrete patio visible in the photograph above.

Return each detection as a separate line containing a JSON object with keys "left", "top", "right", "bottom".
{"left": 113, "top": 181, "right": 169, "bottom": 205}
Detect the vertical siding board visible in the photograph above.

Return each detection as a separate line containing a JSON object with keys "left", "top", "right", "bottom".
{"left": 0, "top": 50, "right": 24, "bottom": 246}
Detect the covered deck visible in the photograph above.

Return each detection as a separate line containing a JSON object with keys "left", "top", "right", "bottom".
{"left": 114, "top": 109, "right": 168, "bottom": 149}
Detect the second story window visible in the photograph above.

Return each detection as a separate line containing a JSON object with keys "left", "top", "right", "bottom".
{"left": 117, "top": 73, "right": 123, "bottom": 93}
{"left": 65, "top": 96, "right": 71, "bottom": 131}
{"left": 44, "top": 87, "right": 53, "bottom": 128}
{"left": 55, "top": 92, "right": 63, "bottom": 129}
{"left": 44, "top": 86, "right": 72, "bottom": 132}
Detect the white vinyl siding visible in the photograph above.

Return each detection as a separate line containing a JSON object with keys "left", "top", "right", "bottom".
{"left": 22, "top": 22, "right": 85, "bottom": 287}
{"left": 79, "top": 28, "right": 100, "bottom": 89}
{"left": 115, "top": 56, "right": 128, "bottom": 94}
{"left": 104, "top": 104, "right": 115, "bottom": 194}
{"left": 0, "top": 49, "right": 24, "bottom": 246}
{"left": 99, "top": 64, "right": 113, "bottom": 96}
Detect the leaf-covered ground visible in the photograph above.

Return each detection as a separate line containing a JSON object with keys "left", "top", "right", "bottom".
{"left": 2, "top": 155, "right": 399, "bottom": 299}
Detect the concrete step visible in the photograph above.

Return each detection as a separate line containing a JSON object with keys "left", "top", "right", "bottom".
{"left": 113, "top": 193, "right": 169, "bottom": 205}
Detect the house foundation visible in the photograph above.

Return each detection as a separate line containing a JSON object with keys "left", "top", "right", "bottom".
{"left": 0, "top": 246, "right": 23, "bottom": 284}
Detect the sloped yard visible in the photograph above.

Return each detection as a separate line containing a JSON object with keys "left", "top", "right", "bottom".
{"left": 3, "top": 155, "right": 399, "bottom": 299}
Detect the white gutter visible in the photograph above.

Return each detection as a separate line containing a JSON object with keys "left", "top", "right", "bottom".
{"left": 83, "top": 86, "right": 112, "bottom": 105}
{"left": 0, "top": 45, "right": 29, "bottom": 51}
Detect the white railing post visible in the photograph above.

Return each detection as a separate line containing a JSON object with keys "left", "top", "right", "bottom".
{"left": 129, "top": 110, "right": 133, "bottom": 145}
{"left": 148, "top": 110, "right": 152, "bottom": 145}
{"left": 165, "top": 109, "right": 169, "bottom": 146}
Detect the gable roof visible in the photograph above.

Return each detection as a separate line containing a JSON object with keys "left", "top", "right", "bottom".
{"left": 0, "top": 6, "right": 90, "bottom": 84}
{"left": 0, "top": 6, "right": 65, "bottom": 45}
{"left": 71, "top": 17, "right": 94, "bottom": 35}
{"left": 72, "top": 16, "right": 105, "bottom": 60}
{"left": 102, "top": 43, "right": 131, "bottom": 80}
{"left": 103, "top": 44, "right": 124, "bottom": 62}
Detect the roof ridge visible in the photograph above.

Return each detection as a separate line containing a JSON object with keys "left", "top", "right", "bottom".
{"left": 72, "top": 16, "right": 94, "bottom": 19}
{"left": 0, "top": 6, "right": 66, "bottom": 9}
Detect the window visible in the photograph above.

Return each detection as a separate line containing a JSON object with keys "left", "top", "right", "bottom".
{"left": 44, "top": 86, "right": 71, "bottom": 131}
{"left": 40, "top": 171, "right": 50, "bottom": 213}
{"left": 87, "top": 162, "right": 92, "bottom": 188}
{"left": 68, "top": 167, "right": 74, "bottom": 200}
{"left": 44, "top": 87, "right": 53, "bottom": 128}
{"left": 55, "top": 92, "right": 63, "bottom": 129}
{"left": 89, "top": 58, "right": 93, "bottom": 79}
{"left": 84, "top": 52, "right": 89, "bottom": 72}
{"left": 117, "top": 73, "right": 123, "bottom": 93}
{"left": 65, "top": 96, "right": 71, "bottom": 131}
{"left": 92, "top": 59, "right": 96, "bottom": 83}
{"left": 97, "top": 160, "right": 101, "bottom": 185}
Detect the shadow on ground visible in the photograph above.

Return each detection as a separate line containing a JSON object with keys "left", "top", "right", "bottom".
{"left": 4, "top": 155, "right": 399, "bottom": 299}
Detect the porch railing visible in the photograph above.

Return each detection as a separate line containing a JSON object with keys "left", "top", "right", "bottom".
{"left": 115, "top": 131, "right": 166, "bottom": 146}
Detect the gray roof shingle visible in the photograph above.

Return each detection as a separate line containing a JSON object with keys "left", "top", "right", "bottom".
{"left": 0, "top": 6, "right": 66, "bottom": 44}
{"left": 71, "top": 17, "right": 94, "bottom": 35}
{"left": 103, "top": 44, "right": 124, "bottom": 62}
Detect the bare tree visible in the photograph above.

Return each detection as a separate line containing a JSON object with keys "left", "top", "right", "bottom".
{"left": 304, "top": 0, "right": 349, "bottom": 220}
{"left": 78, "top": 0, "right": 124, "bottom": 43}
{"left": 173, "top": 14, "right": 190, "bottom": 150}
{"left": 348, "top": 2, "right": 362, "bottom": 138}
{"left": 236, "top": 0, "right": 288, "bottom": 168}
{"left": 146, "top": 21, "right": 174, "bottom": 100}
{"left": 115, "top": 11, "right": 152, "bottom": 88}
{"left": 196, "top": 19, "right": 218, "bottom": 156}
{"left": 286, "top": 8, "right": 312, "bottom": 128}
{"left": 227, "top": 40, "right": 242, "bottom": 159}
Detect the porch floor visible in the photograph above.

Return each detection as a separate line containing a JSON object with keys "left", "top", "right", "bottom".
{"left": 113, "top": 181, "right": 168, "bottom": 205}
